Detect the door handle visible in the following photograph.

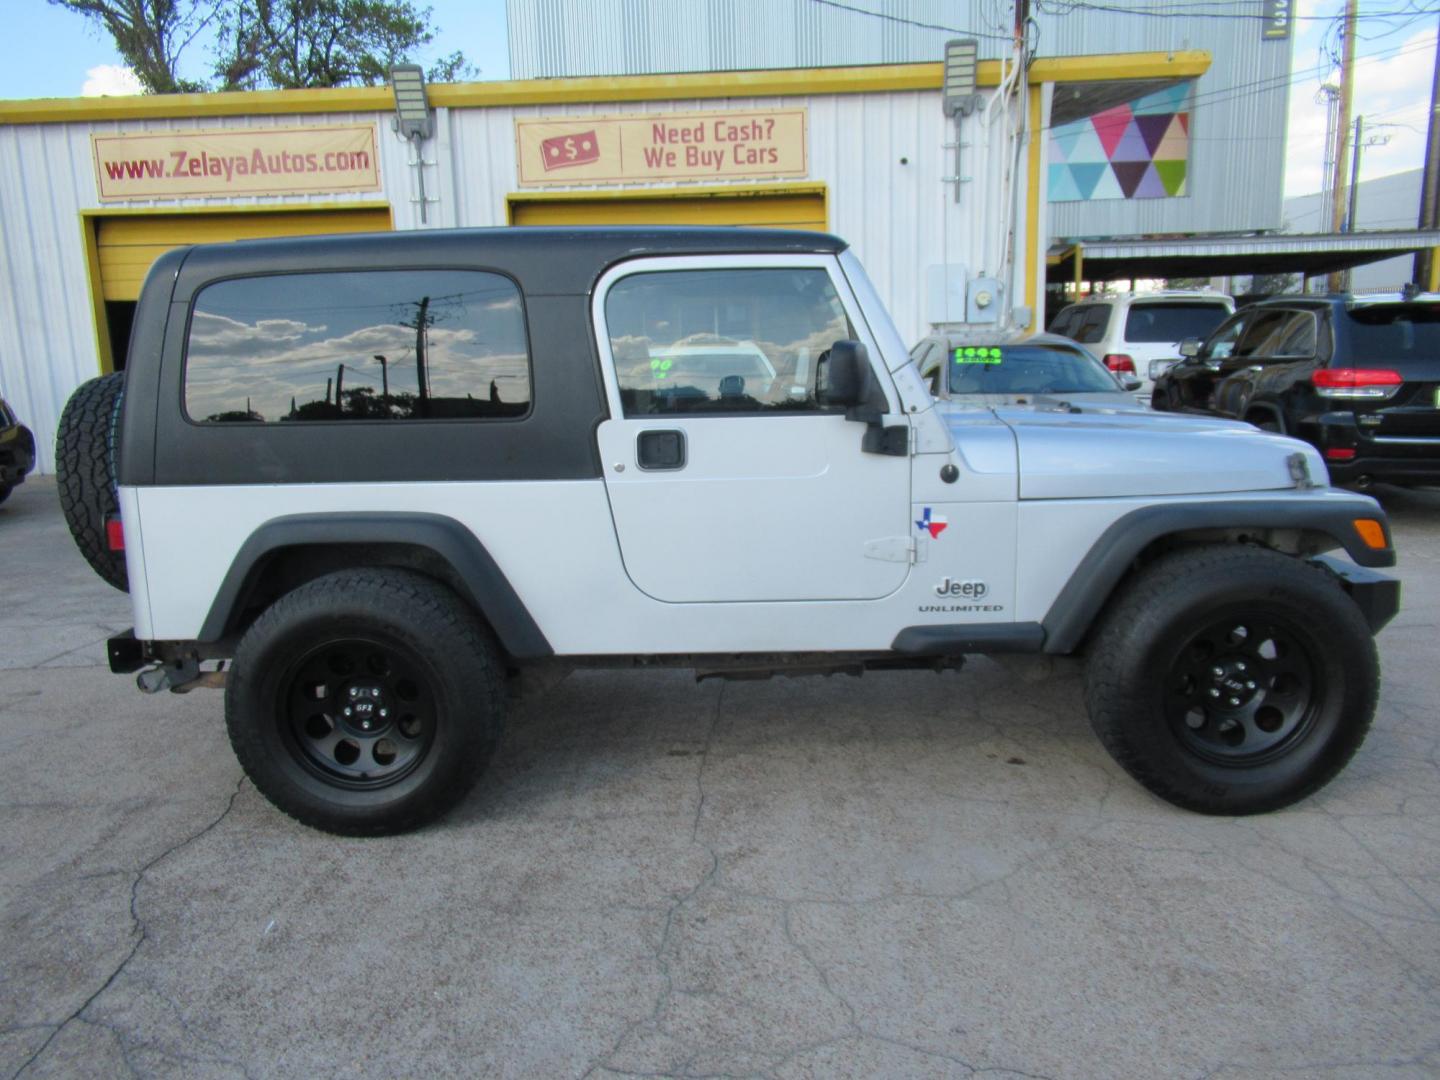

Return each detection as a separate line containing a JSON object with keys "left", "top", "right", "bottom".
{"left": 636, "top": 429, "right": 686, "bottom": 471}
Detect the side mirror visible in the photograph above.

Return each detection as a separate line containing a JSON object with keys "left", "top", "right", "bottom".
{"left": 1121, "top": 375, "right": 1143, "bottom": 392}
{"left": 1178, "top": 337, "right": 1201, "bottom": 359}
{"left": 817, "top": 341, "right": 872, "bottom": 408}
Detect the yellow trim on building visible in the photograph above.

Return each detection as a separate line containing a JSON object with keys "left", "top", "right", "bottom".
{"left": 0, "top": 52, "right": 1211, "bottom": 125}
{"left": 508, "top": 183, "right": 828, "bottom": 230}
{"left": 80, "top": 218, "right": 114, "bottom": 376}
{"left": 1025, "top": 88, "right": 1044, "bottom": 329}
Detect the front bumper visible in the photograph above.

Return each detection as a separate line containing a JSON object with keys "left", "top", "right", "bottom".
{"left": 1311, "top": 555, "right": 1401, "bottom": 634}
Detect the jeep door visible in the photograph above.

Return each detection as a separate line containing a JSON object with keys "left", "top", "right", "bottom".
{"left": 591, "top": 255, "right": 911, "bottom": 603}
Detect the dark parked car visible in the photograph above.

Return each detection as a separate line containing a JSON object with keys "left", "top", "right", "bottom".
{"left": 1153, "top": 295, "right": 1440, "bottom": 488}
{"left": 0, "top": 395, "right": 36, "bottom": 504}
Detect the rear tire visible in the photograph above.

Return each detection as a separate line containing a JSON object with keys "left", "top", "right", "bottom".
{"left": 0, "top": 485, "right": 11, "bottom": 506}
{"left": 55, "top": 372, "right": 128, "bottom": 591}
{"left": 225, "top": 569, "right": 505, "bottom": 835}
{"left": 1084, "top": 545, "right": 1378, "bottom": 815}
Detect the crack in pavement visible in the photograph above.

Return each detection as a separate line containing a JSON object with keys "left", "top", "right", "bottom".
{"left": 9, "top": 776, "right": 246, "bottom": 1080}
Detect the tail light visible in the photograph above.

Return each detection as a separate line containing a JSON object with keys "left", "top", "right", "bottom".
{"left": 1102, "top": 353, "right": 1136, "bottom": 375}
{"left": 1324, "top": 447, "right": 1357, "bottom": 461}
{"left": 1312, "top": 368, "right": 1403, "bottom": 399}
{"left": 105, "top": 514, "right": 125, "bottom": 552}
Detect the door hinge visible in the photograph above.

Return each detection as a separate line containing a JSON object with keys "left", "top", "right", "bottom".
{"left": 864, "top": 536, "right": 922, "bottom": 563}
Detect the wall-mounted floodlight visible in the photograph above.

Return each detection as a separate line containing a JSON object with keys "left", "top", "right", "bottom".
{"left": 943, "top": 38, "right": 980, "bottom": 118}
{"left": 390, "top": 64, "right": 432, "bottom": 140}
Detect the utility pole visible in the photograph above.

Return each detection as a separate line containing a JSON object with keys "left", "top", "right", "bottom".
{"left": 334, "top": 363, "right": 345, "bottom": 412}
{"left": 414, "top": 296, "right": 431, "bottom": 415}
{"left": 1346, "top": 116, "right": 1364, "bottom": 232}
{"left": 1328, "top": 0, "right": 1358, "bottom": 292}
{"left": 1415, "top": 15, "right": 1440, "bottom": 291}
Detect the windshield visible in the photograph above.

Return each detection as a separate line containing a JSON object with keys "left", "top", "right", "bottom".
{"left": 1124, "top": 302, "right": 1231, "bottom": 343}
{"left": 1346, "top": 304, "right": 1440, "bottom": 368}
{"left": 947, "top": 343, "right": 1121, "bottom": 395}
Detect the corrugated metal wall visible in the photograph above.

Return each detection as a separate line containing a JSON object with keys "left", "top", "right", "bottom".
{"left": 442, "top": 86, "right": 1032, "bottom": 349}
{"left": 0, "top": 88, "right": 1031, "bottom": 471}
{"left": 507, "top": 0, "right": 1294, "bottom": 237}
{"left": 0, "top": 111, "right": 415, "bottom": 473}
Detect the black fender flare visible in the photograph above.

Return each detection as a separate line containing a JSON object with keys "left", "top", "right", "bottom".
{"left": 199, "top": 512, "right": 552, "bottom": 658}
{"left": 1040, "top": 497, "right": 1395, "bottom": 655}
{"left": 1242, "top": 401, "right": 1286, "bottom": 431}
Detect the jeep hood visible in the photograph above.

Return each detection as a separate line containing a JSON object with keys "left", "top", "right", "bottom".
{"left": 943, "top": 404, "right": 1328, "bottom": 499}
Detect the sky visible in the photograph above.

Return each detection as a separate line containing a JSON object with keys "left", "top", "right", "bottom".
{"left": 0, "top": 1, "right": 1433, "bottom": 208}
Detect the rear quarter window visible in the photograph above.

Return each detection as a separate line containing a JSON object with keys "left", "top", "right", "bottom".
{"left": 183, "top": 269, "right": 532, "bottom": 423}
{"left": 1124, "top": 302, "right": 1232, "bottom": 344}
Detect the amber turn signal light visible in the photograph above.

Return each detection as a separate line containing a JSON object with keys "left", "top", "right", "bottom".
{"left": 1353, "top": 519, "right": 1387, "bottom": 550}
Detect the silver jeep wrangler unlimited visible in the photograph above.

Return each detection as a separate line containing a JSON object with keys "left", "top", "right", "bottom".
{"left": 56, "top": 228, "right": 1400, "bottom": 835}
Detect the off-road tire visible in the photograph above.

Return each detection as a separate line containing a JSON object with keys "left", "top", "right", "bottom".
{"left": 226, "top": 569, "right": 505, "bottom": 835}
{"left": 1085, "top": 544, "right": 1378, "bottom": 815}
{"left": 55, "top": 372, "right": 128, "bottom": 591}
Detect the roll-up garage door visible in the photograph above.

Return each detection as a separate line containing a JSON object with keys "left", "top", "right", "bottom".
{"left": 509, "top": 187, "right": 826, "bottom": 231}
{"left": 95, "top": 207, "right": 392, "bottom": 301}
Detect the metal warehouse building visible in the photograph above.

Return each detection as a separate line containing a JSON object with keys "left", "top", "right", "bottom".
{"left": 0, "top": 48, "right": 1211, "bottom": 472}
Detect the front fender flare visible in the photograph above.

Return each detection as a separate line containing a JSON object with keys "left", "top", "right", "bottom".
{"left": 1040, "top": 496, "right": 1394, "bottom": 655}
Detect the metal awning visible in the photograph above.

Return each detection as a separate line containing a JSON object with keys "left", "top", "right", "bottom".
{"left": 1048, "top": 229, "right": 1440, "bottom": 283}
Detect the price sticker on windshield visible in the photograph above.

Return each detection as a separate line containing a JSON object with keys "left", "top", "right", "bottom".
{"left": 953, "top": 346, "right": 1003, "bottom": 364}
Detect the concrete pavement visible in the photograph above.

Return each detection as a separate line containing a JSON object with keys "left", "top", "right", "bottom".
{"left": 2, "top": 476, "right": 1438, "bottom": 1079}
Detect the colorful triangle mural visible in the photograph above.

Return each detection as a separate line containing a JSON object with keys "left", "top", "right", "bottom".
{"left": 1047, "top": 80, "right": 1193, "bottom": 202}
{"left": 1092, "top": 105, "right": 1133, "bottom": 158}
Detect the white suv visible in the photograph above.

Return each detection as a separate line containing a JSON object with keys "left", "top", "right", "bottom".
{"left": 1049, "top": 292, "right": 1235, "bottom": 395}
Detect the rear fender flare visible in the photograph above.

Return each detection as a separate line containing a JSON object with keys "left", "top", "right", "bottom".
{"left": 199, "top": 512, "right": 551, "bottom": 659}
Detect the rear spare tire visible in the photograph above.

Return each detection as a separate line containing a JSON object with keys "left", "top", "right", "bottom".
{"left": 55, "top": 372, "right": 128, "bottom": 591}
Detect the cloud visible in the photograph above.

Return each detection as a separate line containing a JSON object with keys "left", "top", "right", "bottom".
{"left": 81, "top": 65, "right": 143, "bottom": 97}
{"left": 1284, "top": 25, "right": 1437, "bottom": 200}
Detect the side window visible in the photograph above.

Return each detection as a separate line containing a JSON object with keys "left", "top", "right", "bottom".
{"left": 1048, "top": 307, "right": 1078, "bottom": 337}
{"left": 1072, "top": 305, "right": 1111, "bottom": 344}
{"left": 1269, "top": 311, "right": 1318, "bottom": 358}
{"left": 1203, "top": 313, "right": 1248, "bottom": 360}
{"left": 604, "top": 268, "right": 854, "bottom": 416}
{"left": 185, "top": 270, "right": 531, "bottom": 423}
{"left": 1233, "top": 310, "right": 1290, "bottom": 359}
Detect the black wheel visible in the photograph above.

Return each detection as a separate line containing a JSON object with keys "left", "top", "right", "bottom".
{"left": 226, "top": 569, "right": 505, "bottom": 835}
{"left": 1249, "top": 415, "right": 1282, "bottom": 433}
{"left": 1085, "top": 545, "right": 1378, "bottom": 815}
{"left": 0, "top": 484, "right": 11, "bottom": 506}
{"left": 55, "top": 372, "right": 128, "bottom": 591}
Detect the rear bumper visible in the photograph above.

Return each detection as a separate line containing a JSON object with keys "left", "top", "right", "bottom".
{"left": 0, "top": 424, "right": 35, "bottom": 485}
{"left": 1309, "top": 414, "right": 1440, "bottom": 485}
{"left": 1311, "top": 555, "right": 1401, "bottom": 634}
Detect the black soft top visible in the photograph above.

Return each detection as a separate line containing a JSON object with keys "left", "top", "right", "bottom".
{"left": 165, "top": 225, "right": 848, "bottom": 302}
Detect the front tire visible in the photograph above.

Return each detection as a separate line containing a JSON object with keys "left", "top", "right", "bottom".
{"left": 1085, "top": 545, "right": 1378, "bottom": 815}
{"left": 226, "top": 569, "right": 504, "bottom": 835}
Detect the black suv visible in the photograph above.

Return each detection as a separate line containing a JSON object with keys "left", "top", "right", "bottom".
{"left": 0, "top": 395, "right": 36, "bottom": 504}
{"left": 1153, "top": 295, "right": 1440, "bottom": 488}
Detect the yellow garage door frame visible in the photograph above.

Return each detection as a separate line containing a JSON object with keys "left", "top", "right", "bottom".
{"left": 506, "top": 182, "right": 828, "bottom": 231}
{"left": 81, "top": 202, "right": 393, "bottom": 373}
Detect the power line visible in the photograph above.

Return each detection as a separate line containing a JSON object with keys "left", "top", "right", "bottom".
{"left": 803, "top": 0, "right": 1013, "bottom": 41}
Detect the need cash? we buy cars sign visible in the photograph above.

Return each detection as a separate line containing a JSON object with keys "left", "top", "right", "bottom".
{"left": 92, "top": 125, "right": 381, "bottom": 201}
{"left": 515, "top": 109, "right": 807, "bottom": 186}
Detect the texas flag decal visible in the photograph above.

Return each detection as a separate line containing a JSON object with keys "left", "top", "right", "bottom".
{"left": 915, "top": 507, "right": 948, "bottom": 539}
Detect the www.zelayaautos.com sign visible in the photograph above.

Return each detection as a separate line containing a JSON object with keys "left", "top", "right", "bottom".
{"left": 91, "top": 125, "right": 381, "bottom": 201}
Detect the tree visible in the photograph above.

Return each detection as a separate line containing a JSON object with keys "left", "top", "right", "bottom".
{"left": 216, "top": 0, "right": 472, "bottom": 90}
{"left": 50, "top": 0, "right": 473, "bottom": 94}
{"left": 1247, "top": 272, "right": 1299, "bottom": 296}
{"left": 48, "top": 0, "right": 220, "bottom": 93}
